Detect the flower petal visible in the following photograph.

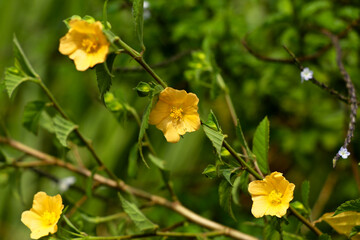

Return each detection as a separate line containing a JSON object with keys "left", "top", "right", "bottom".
{"left": 182, "top": 92, "right": 199, "bottom": 108}
{"left": 31, "top": 192, "right": 48, "bottom": 214}
{"left": 251, "top": 196, "right": 270, "bottom": 218}
{"left": 21, "top": 210, "right": 43, "bottom": 232}
{"left": 59, "top": 35, "right": 77, "bottom": 55}
{"left": 70, "top": 49, "right": 91, "bottom": 71}
{"left": 248, "top": 181, "right": 271, "bottom": 196}
{"left": 149, "top": 101, "right": 171, "bottom": 125}
{"left": 159, "top": 87, "right": 188, "bottom": 105}
{"left": 182, "top": 114, "right": 200, "bottom": 132}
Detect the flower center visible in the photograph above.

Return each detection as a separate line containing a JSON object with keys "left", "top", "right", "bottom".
{"left": 81, "top": 38, "right": 98, "bottom": 53}
{"left": 42, "top": 211, "right": 56, "bottom": 226}
{"left": 269, "top": 190, "right": 282, "bottom": 205}
{"left": 170, "top": 107, "right": 183, "bottom": 121}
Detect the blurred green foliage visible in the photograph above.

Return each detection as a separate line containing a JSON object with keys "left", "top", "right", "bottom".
{"left": 0, "top": 0, "right": 360, "bottom": 239}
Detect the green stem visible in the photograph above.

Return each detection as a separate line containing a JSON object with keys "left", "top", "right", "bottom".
{"left": 223, "top": 140, "right": 262, "bottom": 180}
{"left": 114, "top": 37, "right": 168, "bottom": 88}
{"left": 289, "top": 206, "right": 322, "bottom": 236}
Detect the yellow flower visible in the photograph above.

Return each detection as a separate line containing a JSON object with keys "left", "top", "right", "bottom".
{"left": 21, "top": 192, "right": 64, "bottom": 239}
{"left": 59, "top": 19, "right": 109, "bottom": 71}
{"left": 248, "top": 172, "right": 295, "bottom": 218}
{"left": 149, "top": 87, "right": 201, "bottom": 143}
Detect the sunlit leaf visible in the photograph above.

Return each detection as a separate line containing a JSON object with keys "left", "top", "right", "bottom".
{"left": 53, "top": 115, "right": 77, "bottom": 147}
{"left": 22, "top": 101, "right": 46, "bottom": 135}
{"left": 252, "top": 116, "right": 270, "bottom": 174}
{"left": 118, "top": 193, "right": 158, "bottom": 232}
{"left": 318, "top": 211, "right": 360, "bottom": 239}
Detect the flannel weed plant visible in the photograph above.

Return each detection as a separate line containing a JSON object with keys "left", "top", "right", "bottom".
{"left": 1, "top": 1, "right": 360, "bottom": 240}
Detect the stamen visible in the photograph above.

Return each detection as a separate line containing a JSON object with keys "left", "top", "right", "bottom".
{"left": 42, "top": 211, "right": 56, "bottom": 226}
{"left": 170, "top": 107, "right": 183, "bottom": 121}
{"left": 269, "top": 190, "right": 282, "bottom": 205}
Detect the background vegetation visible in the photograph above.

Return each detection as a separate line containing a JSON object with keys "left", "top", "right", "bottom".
{"left": 0, "top": 0, "right": 359, "bottom": 239}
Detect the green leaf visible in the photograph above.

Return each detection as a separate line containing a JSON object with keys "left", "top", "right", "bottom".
{"left": 206, "top": 110, "right": 221, "bottom": 131}
{"left": 218, "top": 179, "right": 235, "bottom": 220}
{"left": 22, "top": 101, "right": 46, "bottom": 135}
{"left": 53, "top": 115, "right": 77, "bottom": 147}
{"left": 252, "top": 116, "right": 270, "bottom": 174}
{"left": 318, "top": 234, "right": 332, "bottom": 240}
{"left": 349, "top": 226, "right": 360, "bottom": 238}
{"left": 4, "top": 67, "right": 33, "bottom": 98}
{"left": 301, "top": 181, "right": 310, "bottom": 210}
{"left": 148, "top": 154, "right": 167, "bottom": 170}
{"left": 132, "top": 0, "right": 144, "bottom": 49}
{"left": 203, "top": 125, "right": 224, "bottom": 158}
{"left": 127, "top": 144, "right": 139, "bottom": 178}
{"left": 232, "top": 171, "right": 249, "bottom": 205}
{"left": 138, "top": 97, "right": 154, "bottom": 168}
{"left": 334, "top": 199, "right": 360, "bottom": 216}
{"left": 118, "top": 193, "right": 158, "bottom": 232}
{"left": 13, "top": 35, "right": 38, "bottom": 78}
{"left": 96, "top": 53, "right": 116, "bottom": 102}
{"left": 203, "top": 111, "right": 224, "bottom": 158}
{"left": 39, "top": 111, "right": 55, "bottom": 133}
{"left": 202, "top": 164, "right": 217, "bottom": 179}
{"left": 221, "top": 169, "right": 232, "bottom": 186}
{"left": 232, "top": 176, "right": 241, "bottom": 205}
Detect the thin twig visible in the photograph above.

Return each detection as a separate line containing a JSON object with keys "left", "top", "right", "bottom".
{"left": 0, "top": 136, "right": 257, "bottom": 240}
{"left": 114, "top": 50, "right": 194, "bottom": 73}
{"left": 113, "top": 37, "right": 168, "bottom": 88}
{"left": 282, "top": 45, "right": 353, "bottom": 104}
{"left": 322, "top": 30, "right": 358, "bottom": 167}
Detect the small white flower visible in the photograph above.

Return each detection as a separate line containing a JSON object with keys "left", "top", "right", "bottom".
{"left": 338, "top": 147, "right": 350, "bottom": 159}
{"left": 143, "top": 1, "right": 150, "bottom": 9}
{"left": 143, "top": 1, "right": 151, "bottom": 20}
{"left": 300, "top": 67, "right": 313, "bottom": 82}
{"left": 58, "top": 176, "right": 76, "bottom": 192}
